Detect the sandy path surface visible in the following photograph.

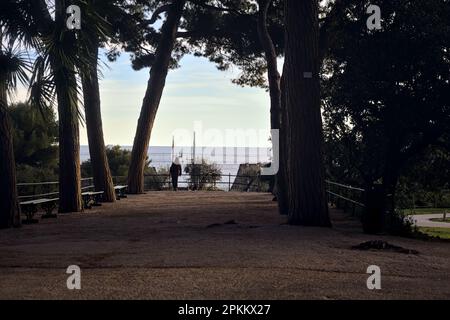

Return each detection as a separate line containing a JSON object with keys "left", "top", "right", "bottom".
{"left": 411, "top": 214, "right": 450, "bottom": 228}
{"left": 0, "top": 192, "right": 449, "bottom": 299}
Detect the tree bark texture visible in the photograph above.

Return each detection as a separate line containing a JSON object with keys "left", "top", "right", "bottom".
{"left": 283, "top": 0, "right": 331, "bottom": 226}
{"left": 128, "top": 0, "right": 186, "bottom": 194}
{"left": 82, "top": 42, "right": 116, "bottom": 202}
{"left": 52, "top": 0, "right": 82, "bottom": 213}
{"left": 0, "top": 84, "right": 21, "bottom": 228}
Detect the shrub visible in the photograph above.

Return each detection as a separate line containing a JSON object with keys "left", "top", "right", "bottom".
{"left": 145, "top": 167, "right": 169, "bottom": 190}
{"left": 385, "top": 210, "right": 416, "bottom": 237}
{"left": 184, "top": 160, "right": 222, "bottom": 190}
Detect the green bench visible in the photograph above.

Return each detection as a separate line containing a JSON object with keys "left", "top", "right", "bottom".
{"left": 20, "top": 198, "right": 59, "bottom": 224}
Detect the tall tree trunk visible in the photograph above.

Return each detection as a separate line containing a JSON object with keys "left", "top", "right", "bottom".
{"left": 128, "top": 0, "right": 186, "bottom": 194}
{"left": 380, "top": 148, "right": 401, "bottom": 229}
{"left": 256, "top": 0, "right": 287, "bottom": 205}
{"left": 257, "top": 0, "right": 281, "bottom": 131}
{"left": 277, "top": 73, "right": 289, "bottom": 215}
{"left": 283, "top": 0, "right": 330, "bottom": 226}
{"left": 52, "top": 65, "right": 83, "bottom": 213}
{"left": 82, "top": 41, "right": 116, "bottom": 202}
{"left": 52, "top": 0, "right": 82, "bottom": 213}
{"left": 0, "top": 84, "right": 21, "bottom": 228}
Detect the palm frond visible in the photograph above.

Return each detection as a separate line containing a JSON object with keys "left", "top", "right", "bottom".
{"left": 0, "top": 44, "right": 32, "bottom": 106}
{"left": 28, "top": 55, "right": 56, "bottom": 115}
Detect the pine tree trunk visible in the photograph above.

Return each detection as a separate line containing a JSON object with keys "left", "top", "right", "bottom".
{"left": 128, "top": 0, "right": 186, "bottom": 194}
{"left": 257, "top": 0, "right": 281, "bottom": 131}
{"left": 82, "top": 42, "right": 116, "bottom": 202}
{"left": 284, "top": 0, "right": 331, "bottom": 226}
{"left": 52, "top": 0, "right": 82, "bottom": 213}
{"left": 257, "top": 0, "right": 287, "bottom": 203}
{"left": 0, "top": 85, "right": 21, "bottom": 228}
{"left": 380, "top": 152, "right": 401, "bottom": 230}
{"left": 277, "top": 73, "right": 289, "bottom": 215}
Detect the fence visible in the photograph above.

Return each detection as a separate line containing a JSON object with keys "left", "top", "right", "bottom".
{"left": 114, "top": 174, "right": 270, "bottom": 192}
{"left": 17, "top": 174, "right": 271, "bottom": 200}
{"left": 18, "top": 176, "right": 365, "bottom": 202}
{"left": 17, "top": 176, "right": 390, "bottom": 217}
{"left": 17, "top": 178, "right": 94, "bottom": 200}
{"left": 397, "top": 189, "right": 450, "bottom": 212}
{"left": 325, "top": 180, "right": 365, "bottom": 216}
{"left": 326, "top": 180, "right": 450, "bottom": 216}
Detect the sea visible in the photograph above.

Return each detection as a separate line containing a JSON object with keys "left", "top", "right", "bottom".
{"left": 80, "top": 145, "right": 272, "bottom": 189}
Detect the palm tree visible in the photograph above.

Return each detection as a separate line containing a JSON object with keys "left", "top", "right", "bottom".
{"left": 32, "top": 0, "right": 84, "bottom": 212}
{"left": 0, "top": 32, "right": 30, "bottom": 228}
{"left": 2, "top": 0, "right": 116, "bottom": 212}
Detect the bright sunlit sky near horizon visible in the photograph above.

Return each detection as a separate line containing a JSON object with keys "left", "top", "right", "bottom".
{"left": 15, "top": 51, "right": 273, "bottom": 148}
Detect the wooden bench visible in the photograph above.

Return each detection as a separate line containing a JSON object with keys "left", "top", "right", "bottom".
{"left": 20, "top": 198, "right": 59, "bottom": 224}
{"left": 114, "top": 185, "right": 128, "bottom": 200}
{"left": 81, "top": 191, "right": 104, "bottom": 209}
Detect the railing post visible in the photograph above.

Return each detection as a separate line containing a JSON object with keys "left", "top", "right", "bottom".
{"left": 228, "top": 173, "right": 231, "bottom": 192}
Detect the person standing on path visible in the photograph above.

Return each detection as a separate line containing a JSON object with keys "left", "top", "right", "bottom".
{"left": 170, "top": 157, "right": 182, "bottom": 191}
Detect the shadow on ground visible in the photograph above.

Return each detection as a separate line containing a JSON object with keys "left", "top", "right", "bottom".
{"left": 0, "top": 192, "right": 449, "bottom": 299}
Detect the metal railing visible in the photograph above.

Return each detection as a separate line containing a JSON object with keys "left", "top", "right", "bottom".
{"left": 17, "top": 178, "right": 94, "bottom": 200}
{"left": 325, "top": 180, "right": 365, "bottom": 216}
{"left": 17, "top": 174, "right": 272, "bottom": 200}
{"left": 114, "top": 174, "right": 270, "bottom": 192}
{"left": 18, "top": 176, "right": 368, "bottom": 210}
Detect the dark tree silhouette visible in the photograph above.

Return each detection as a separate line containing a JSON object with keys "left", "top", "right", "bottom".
{"left": 0, "top": 31, "right": 29, "bottom": 228}
{"left": 0, "top": 93, "right": 21, "bottom": 228}
{"left": 283, "top": 0, "right": 330, "bottom": 226}
{"left": 322, "top": 0, "right": 450, "bottom": 232}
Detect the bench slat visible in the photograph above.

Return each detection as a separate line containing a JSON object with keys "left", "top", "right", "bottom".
{"left": 20, "top": 198, "right": 59, "bottom": 206}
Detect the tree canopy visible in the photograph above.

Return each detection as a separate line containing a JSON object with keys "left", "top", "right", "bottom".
{"left": 322, "top": 0, "right": 450, "bottom": 188}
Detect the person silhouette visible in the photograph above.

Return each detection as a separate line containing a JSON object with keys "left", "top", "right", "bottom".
{"left": 169, "top": 157, "right": 182, "bottom": 191}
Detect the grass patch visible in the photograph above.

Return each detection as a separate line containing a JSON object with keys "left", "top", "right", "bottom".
{"left": 404, "top": 208, "right": 450, "bottom": 215}
{"left": 418, "top": 227, "right": 450, "bottom": 240}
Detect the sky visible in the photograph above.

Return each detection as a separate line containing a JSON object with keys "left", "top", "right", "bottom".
{"left": 13, "top": 51, "right": 272, "bottom": 148}
{"left": 94, "top": 52, "right": 272, "bottom": 147}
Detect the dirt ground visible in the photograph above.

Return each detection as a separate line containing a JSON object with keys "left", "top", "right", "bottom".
{"left": 0, "top": 191, "right": 449, "bottom": 300}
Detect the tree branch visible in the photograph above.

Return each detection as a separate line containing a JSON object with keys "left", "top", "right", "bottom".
{"left": 147, "top": 4, "right": 173, "bottom": 25}
{"left": 189, "top": 0, "right": 245, "bottom": 16}
{"left": 319, "top": 0, "right": 344, "bottom": 62}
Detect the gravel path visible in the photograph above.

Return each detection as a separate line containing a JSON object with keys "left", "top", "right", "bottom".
{"left": 0, "top": 192, "right": 449, "bottom": 299}
{"left": 411, "top": 214, "right": 450, "bottom": 228}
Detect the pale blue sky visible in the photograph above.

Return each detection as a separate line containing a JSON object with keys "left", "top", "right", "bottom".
{"left": 13, "top": 51, "right": 272, "bottom": 147}
{"left": 89, "top": 52, "right": 272, "bottom": 147}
